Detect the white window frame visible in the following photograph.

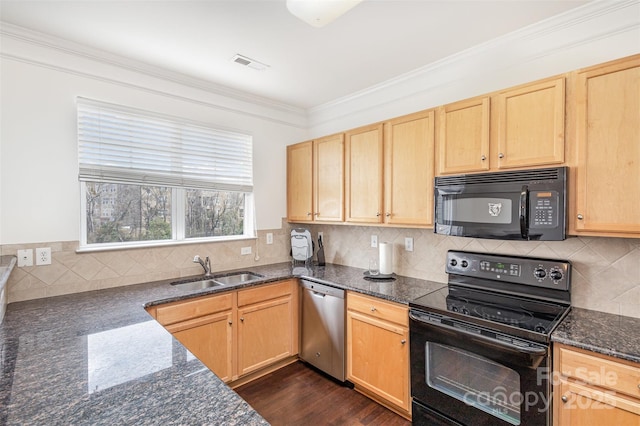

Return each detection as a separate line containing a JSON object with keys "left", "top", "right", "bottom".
{"left": 77, "top": 98, "right": 255, "bottom": 251}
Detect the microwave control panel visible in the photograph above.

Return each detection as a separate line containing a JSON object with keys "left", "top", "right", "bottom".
{"left": 531, "top": 190, "right": 559, "bottom": 228}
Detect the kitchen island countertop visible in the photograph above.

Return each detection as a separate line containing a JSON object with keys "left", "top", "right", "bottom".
{"left": 0, "top": 262, "right": 444, "bottom": 425}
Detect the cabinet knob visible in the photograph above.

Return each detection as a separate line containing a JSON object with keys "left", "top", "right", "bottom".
{"left": 498, "top": 153, "right": 504, "bottom": 159}
{"left": 376, "top": 212, "right": 381, "bottom": 217}
{"left": 307, "top": 212, "right": 312, "bottom": 216}
{"left": 561, "top": 395, "right": 568, "bottom": 403}
{"left": 370, "top": 307, "right": 377, "bottom": 312}
{"left": 577, "top": 214, "right": 584, "bottom": 220}
{"left": 386, "top": 213, "right": 391, "bottom": 217}
{"left": 314, "top": 212, "right": 319, "bottom": 217}
{"left": 401, "top": 339, "right": 406, "bottom": 345}
{"left": 481, "top": 155, "right": 486, "bottom": 161}
{"left": 228, "top": 321, "right": 232, "bottom": 325}
{"left": 240, "top": 317, "right": 244, "bottom": 322}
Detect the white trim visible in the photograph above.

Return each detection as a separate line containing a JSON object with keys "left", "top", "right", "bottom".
{"left": 307, "top": 0, "right": 640, "bottom": 133}
{"left": 0, "top": 22, "right": 308, "bottom": 129}
{"left": 0, "top": 22, "right": 302, "bottom": 115}
{"left": 76, "top": 234, "right": 257, "bottom": 253}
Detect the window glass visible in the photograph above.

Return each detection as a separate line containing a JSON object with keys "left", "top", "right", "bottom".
{"left": 86, "top": 182, "right": 172, "bottom": 244}
{"left": 185, "top": 190, "right": 245, "bottom": 238}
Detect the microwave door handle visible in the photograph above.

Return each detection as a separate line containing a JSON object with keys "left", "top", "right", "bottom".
{"left": 520, "top": 185, "right": 529, "bottom": 240}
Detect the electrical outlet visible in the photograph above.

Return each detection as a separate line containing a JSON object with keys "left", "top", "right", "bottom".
{"left": 17, "top": 249, "right": 33, "bottom": 267}
{"left": 36, "top": 247, "right": 51, "bottom": 265}
{"left": 404, "top": 237, "right": 414, "bottom": 252}
{"left": 241, "top": 246, "right": 252, "bottom": 255}
{"left": 371, "top": 235, "right": 378, "bottom": 248}
{"left": 266, "top": 233, "right": 273, "bottom": 245}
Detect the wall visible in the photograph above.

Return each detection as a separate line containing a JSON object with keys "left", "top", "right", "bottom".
{"left": 307, "top": 225, "right": 640, "bottom": 319}
{"left": 0, "top": 24, "right": 305, "bottom": 301}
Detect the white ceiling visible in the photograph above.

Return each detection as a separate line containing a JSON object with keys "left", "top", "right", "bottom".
{"left": 0, "top": 0, "right": 590, "bottom": 110}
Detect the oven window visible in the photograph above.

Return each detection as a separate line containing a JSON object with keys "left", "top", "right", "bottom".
{"left": 426, "top": 342, "right": 521, "bottom": 425}
{"left": 443, "top": 196, "right": 513, "bottom": 224}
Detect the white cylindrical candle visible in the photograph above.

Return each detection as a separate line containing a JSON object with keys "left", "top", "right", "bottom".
{"left": 379, "top": 242, "right": 393, "bottom": 275}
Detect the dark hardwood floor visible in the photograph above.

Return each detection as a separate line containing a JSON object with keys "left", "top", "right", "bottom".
{"left": 235, "top": 361, "right": 411, "bottom": 426}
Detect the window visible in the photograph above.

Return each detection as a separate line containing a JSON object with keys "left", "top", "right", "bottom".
{"left": 78, "top": 98, "right": 254, "bottom": 250}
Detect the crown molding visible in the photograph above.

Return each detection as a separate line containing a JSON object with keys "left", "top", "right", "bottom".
{"left": 309, "top": 0, "right": 640, "bottom": 117}
{"left": 0, "top": 21, "right": 307, "bottom": 124}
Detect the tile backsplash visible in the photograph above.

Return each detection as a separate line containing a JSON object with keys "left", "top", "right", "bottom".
{"left": 307, "top": 224, "right": 640, "bottom": 319}
{"left": 3, "top": 221, "right": 639, "bottom": 320}
{"left": 2, "top": 227, "right": 291, "bottom": 303}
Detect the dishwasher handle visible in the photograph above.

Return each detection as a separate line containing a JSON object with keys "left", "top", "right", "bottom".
{"left": 300, "top": 279, "right": 345, "bottom": 299}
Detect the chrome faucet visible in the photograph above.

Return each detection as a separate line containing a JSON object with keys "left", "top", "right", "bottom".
{"left": 193, "top": 255, "right": 212, "bottom": 276}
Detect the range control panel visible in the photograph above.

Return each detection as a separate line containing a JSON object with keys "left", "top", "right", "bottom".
{"left": 446, "top": 250, "right": 571, "bottom": 291}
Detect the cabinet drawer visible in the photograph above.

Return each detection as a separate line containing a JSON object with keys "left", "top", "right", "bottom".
{"left": 155, "top": 292, "right": 233, "bottom": 326}
{"left": 557, "top": 345, "right": 640, "bottom": 399}
{"left": 237, "top": 280, "right": 294, "bottom": 307}
{"left": 347, "top": 292, "right": 408, "bottom": 327}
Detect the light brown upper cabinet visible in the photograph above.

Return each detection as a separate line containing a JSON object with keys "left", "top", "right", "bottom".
{"left": 287, "top": 134, "right": 344, "bottom": 223}
{"left": 345, "top": 123, "right": 384, "bottom": 223}
{"left": 495, "top": 76, "right": 566, "bottom": 169}
{"left": 384, "top": 110, "right": 435, "bottom": 226}
{"left": 436, "top": 96, "right": 491, "bottom": 175}
{"left": 569, "top": 55, "right": 640, "bottom": 237}
{"left": 437, "top": 77, "right": 565, "bottom": 175}
{"left": 345, "top": 110, "right": 435, "bottom": 226}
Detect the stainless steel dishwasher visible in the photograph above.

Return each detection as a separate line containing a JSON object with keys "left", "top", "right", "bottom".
{"left": 300, "top": 279, "right": 345, "bottom": 382}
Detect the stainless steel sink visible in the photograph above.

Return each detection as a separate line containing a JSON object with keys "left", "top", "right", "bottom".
{"left": 212, "top": 272, "right": 263, "bottom": 286}
{"left": 170, "top": 278, "right": 225, "bottom": 290}
{"left": 170, "top": 271, "right": 264, "bottom": 289}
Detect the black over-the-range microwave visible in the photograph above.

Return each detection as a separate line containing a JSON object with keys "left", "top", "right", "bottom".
{"left": 434, "top": 166, "right": 567, "bottom": 241}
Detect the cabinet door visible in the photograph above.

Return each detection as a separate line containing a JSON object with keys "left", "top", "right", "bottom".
{"left": 385, "top": 110, "right": 435, "bottom": 226}
{"left": 314, "top": 133, "right": 344, "bottom": 222}
{"left": 495, "top": 77, "right": 565, "bottom": 169}
{"left": 287, "top": 141, "right": 313, "bottom": 222}
{"left": 556, "top": 379, "right": 640, "bottom": 425}
{"left": 345, "top": 124, "right": 384, "bottom": 223}
{"left": 573, "top": 56, "right": 640, "bottom": 235}
{"left": 346, "top": 310, "right": 410, "bottom": 412}
{"left": 167, "top": 311, "right": 234, "bottom": 383}
{"left": 237, "top": 296, "right": 294, "bottom": 376}
{"left": 437, "top": 96, "right": 491, "bottom": 175}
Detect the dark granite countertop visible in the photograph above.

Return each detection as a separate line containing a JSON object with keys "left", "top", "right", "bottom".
{"left": 551, "top": 307, "right": 640, "bottom": 363}
{"left": 0, "top": 262, "right": 444, "bottom": 425}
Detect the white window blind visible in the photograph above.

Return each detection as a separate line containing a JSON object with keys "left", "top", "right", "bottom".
{"left": 77, "top": 98, "right": 253, "bottom": 192}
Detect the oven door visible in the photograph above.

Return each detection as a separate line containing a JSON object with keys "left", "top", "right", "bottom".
{"left": 410, "top": 310, "right": 551, "bottom": 426}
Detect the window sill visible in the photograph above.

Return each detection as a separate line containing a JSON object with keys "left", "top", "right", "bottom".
{"left": 76, "top": 235, "right": 257, "bottom": 254}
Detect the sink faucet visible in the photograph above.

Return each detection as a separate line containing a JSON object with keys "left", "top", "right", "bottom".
{"left": 193, "top": 255, "right": 212, "bottom": 276}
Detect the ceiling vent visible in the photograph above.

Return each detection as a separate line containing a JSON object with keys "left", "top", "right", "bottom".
{"left": 231, "top": 54, "right": 270, "bottom": 71}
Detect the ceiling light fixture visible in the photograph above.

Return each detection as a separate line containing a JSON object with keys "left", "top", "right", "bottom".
{"left": 231, "top": 54, "right": 270, "bottom": 71}
{"left": 286, "top": 0, "right": 363, "bottom": 28}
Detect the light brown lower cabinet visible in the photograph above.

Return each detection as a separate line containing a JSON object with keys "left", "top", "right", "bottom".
{"left": 236, "top": 280, "right": 299, "bottom": 376}
{"left": 553, "top": 343, "right": 640, "bottom": 425}
{"left": 346, "top": 291, "right": 411, "bottom": 418}
{"left": 147, "top": 279, "right": 298, "bottom": 384}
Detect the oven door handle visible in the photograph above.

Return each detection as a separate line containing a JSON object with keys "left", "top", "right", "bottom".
{"left": 409, "top": 313, "right": 547, "bottom": 356}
